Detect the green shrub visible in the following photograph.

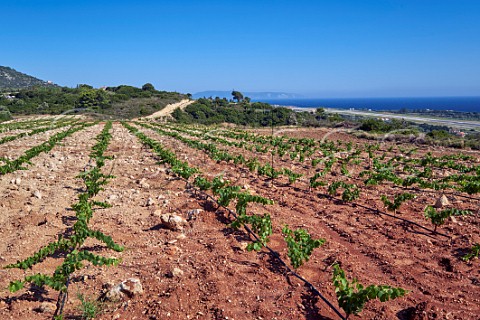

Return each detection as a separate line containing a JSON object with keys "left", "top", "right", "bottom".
{"left": 0, "top": 106, "right": 12, "bottom": 122}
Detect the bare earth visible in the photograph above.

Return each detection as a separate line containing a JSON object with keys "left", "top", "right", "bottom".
{"left": 143, "top": 99, "right": 194, "bottom": 119}
{"left": 0, "top": 123, "right": 478, "bottom": 320}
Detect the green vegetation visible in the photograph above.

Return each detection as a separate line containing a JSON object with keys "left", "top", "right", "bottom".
{"left": 380, "top": 193, "right": 415, "bottom": 215}
{"left": 328, "top": 181, "right": 360, "bottom": 202}
{"left": 171, "top": 97, "right": 337, "bottom": 127}
{"left": 5, "top": 122, "right": 123, "bottom": 317}
{"left": 0, "top": 84, "right": 187, "bottom": 118}
{"left": 231, "top": 90, "right": 244, "bottom": 102}
{"left": 359, "top": 118, "right": 412, "bottom": 133}
{"left": 0, "top": 105, "right": 12, "bottom": 122}
{"left": 0, "top": 123, "right": 94, "bottom": 175}
{"left": 332, "top": 264, "right": 408, "bottom": 318}
{"left": 77, "top": 293, "right": 103, "bottom": 320}
{"left": 282, "top": 225, "right": 325, "bottom": 269}
{"left": 462, "top": 243, "right": 480, "bottom": 262}
{"left": 356, "top": 118, "right": 480, "bottom": 150}
{"left": 0, "top": 118, "right": 78, "bottom": 145}
{"left": 0, "top": 66, "right": 56, "bottom": 90}
{"left": 231, "top": 213, "right": 273, "bottom": 251}
{"left": 424, "top": 206, "right": 472, "bottom": 232}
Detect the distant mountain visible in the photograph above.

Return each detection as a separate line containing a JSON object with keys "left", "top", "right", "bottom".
{"left": 192, "top": 91, "right": 303, "bottom": 100}
{"left": 0, "top": 66, "right": 56, "bottom": 90}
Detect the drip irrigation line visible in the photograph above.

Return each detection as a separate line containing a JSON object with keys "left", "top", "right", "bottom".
{"left": 317, "top": 192, "right": 450, "bottom": 238}
{"left": 164, "top": 123, "right": 479, "bottom": 200}
{"left": 195, "top": 188, "right": 347, "bottom": 320}
{"left": 390, "top": 185, "right": 480, "bottom": 202}
{"left": 129, "top": 124, "right": 346, "bottom": 319}
{"left": 143, "top": 123, "right": 453, "bottom": 239}
{"left": 159, "top": 123, "right": 479, "bottom": 200}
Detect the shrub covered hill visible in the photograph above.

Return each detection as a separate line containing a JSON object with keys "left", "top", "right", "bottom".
{"left": 0, "top": 66, "right": 56, "bottom": 90}
{"left": 1, "top": 83, "right": 187, "bottom": 119}
{"left": 171, "top": 96, "right": 342, "bottom": 127}
{"left": 0, "top": 67, "right": 188, "bottom": 119}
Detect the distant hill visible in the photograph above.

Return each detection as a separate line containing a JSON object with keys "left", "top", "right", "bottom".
{"left": 0, "top": 66, "right": 56, "bottom": 90}
{"left": 1, "top": 83, "right": 187, "bottom": 119}
{"left": 193, "top": 91, "right": 303, "bottom": 100}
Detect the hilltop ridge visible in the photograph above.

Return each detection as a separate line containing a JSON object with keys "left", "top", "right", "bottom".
{"left": 0, "top": 66, "right": 56, "bottom": 90}
{"left": 192, "top": 91, "right": 302, "bottom": 100}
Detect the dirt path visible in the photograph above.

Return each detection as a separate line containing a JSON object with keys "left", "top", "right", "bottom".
{"left": 143, "top": 99, "right": 194, "bottom": 119}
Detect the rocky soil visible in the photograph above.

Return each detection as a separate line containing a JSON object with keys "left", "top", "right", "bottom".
{"left": 0, "top": 123, "right": 478, "bottom": 320}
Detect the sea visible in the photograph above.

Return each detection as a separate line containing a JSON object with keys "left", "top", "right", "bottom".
{"left": 254, "top": 97, "right": 480, "bottom": 113}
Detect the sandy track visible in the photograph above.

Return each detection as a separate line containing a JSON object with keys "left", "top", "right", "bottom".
{"left": 143, "top": 99, "right": 194, "bottom": 119}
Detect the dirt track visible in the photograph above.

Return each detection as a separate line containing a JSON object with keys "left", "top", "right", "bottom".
{"left": 144, "top": 99, "right": 194, "bottom": 119}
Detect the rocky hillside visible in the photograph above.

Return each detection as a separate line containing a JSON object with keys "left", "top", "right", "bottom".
{"left": 0, "top": 66, "right": 56, "bottom": 90}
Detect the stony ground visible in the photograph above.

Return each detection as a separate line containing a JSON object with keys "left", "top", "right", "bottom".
{"left": 0, "top": 122, "right": 478, "bottom": 320}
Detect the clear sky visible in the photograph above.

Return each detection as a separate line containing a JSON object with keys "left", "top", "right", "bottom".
{"left": 2, "top": 0, "right": 480, "bottom": 97}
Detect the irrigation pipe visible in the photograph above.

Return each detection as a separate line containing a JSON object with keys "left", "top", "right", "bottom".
{"left": 317, "top": 192, "right": 451, "bottom": 238}
{"left": 142, "top": 123, "right": 453, "bottom": 238}
{"left": 192, "top": 186, "right": 347, "bottom": 320}
{"left": 128, "top": 123, "right": 347, "bottom": 319}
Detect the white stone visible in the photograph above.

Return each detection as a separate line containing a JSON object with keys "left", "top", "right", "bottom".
{"left": 160, "top": 213, "right": 187, "bottom": 231}
{"left": 187, "top": 209, "right": 203, "bottom": 221}
{"left": 38, "top": 302, "right": 56, "bottom": 313}
{"left": 170, "top": 267, "right": 184, "bottom": 278}
{"left": 146, "top": 197, "right": 155, "bottom": 206}
{"left": 33, "top": 190, "right": 42, "bottom": 199}
{"left": 435, "top": 194, "right": 450, "bottom": 208}
{"left": 104, "top": 278, "right": 143, "bottom": 301}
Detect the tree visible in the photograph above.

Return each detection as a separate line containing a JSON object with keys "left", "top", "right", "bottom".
{"left": 77, "top": 84, "right": 93, "bottom": 90}
{"left": 231, "top": 90, "right": 244, "bottom": 103}
{"left": 142, "top": 83, "right": 155, "bottom": 92}
{"left": 77, "top": 90, "right": 97, "bottom": 109}
{"left": 77, "top": 89, "right": 110, "bottom": 110}
{"left": 0, "top": 106, "right": 12, "bottom": 122}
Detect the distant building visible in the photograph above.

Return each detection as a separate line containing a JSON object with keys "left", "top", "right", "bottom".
{"left": 451, "top": 129, "right": 466, "bottom": 137}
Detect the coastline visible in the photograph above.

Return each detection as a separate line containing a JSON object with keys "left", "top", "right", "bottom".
{"left": 256, "top": 96, "right": 480, "bottom": 113}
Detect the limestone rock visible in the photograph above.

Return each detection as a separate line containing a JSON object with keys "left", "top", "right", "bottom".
{"left": 152, "top": 209, "right": 162, "bottom": 217}
{"left": 176, "top": 233, "right": 186, "bottom": 240}
{"left": 10, "top": 177, "right": 21, "bottom": 185}
{"left": 32, "top": 190, "right": 42, "bottom": 199}
{"left": 103, "top": 278, "right": 143, "bottom": 301}
{"left": 38, "top": 302, "right": 56, "bottom": 313}
{"left": 239, "top": 242, "right": 249, "bottom": 251}
{"left": 434, "top": 194, "right": 450, "bottom": 208}
{"left": 187, "top": 208, "right": 202, "bottom": 221}
{"left": 146, "top": 197, "right": 155, "bottom": 206}
{"left": 108, "top": 194, "right": 118, "bottom": 204}
{"left": 137, "top": 178, "right": 150, "bottom": 189}
{"left": 160, "top": 213, "right": 187, "bottom": 231}
{"left": 169, "top": 267, "right": 184, "bottom": 278}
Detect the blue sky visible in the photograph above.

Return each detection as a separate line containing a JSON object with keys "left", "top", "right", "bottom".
{"left": 2, "top": 0, "right": 480, "bottom": 97}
